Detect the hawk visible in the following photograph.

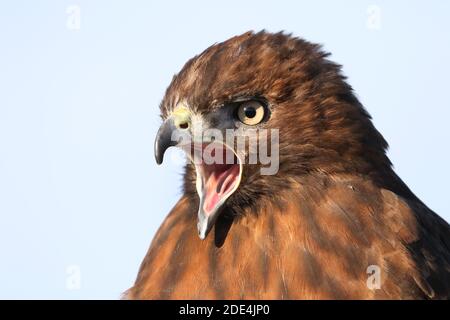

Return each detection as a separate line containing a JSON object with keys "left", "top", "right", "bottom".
{"left": 126, "top": 31, "right": 450, "bottom": 299}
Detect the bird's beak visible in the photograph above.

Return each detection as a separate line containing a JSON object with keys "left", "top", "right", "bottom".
{"left": 154, "top": 117, "right": 178, "bottom": 165}
{"left": 154, "top": 107, "right": 191, "bottom": 165}
{"left": 154, "top": 109, "right": 242, "bottom": 240}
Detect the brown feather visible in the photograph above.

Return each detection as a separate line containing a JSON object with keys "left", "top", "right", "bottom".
{"left": 126, "top": 173, "right": 450, "bottom": 299}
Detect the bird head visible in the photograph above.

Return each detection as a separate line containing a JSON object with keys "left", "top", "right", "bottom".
{"left": 154, "top": 31, "right": 390, "bottom": 240}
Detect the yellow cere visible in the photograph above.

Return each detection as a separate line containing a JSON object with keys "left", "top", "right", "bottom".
{"left": 172, "top": 105, "right": 191, "bottom": 129}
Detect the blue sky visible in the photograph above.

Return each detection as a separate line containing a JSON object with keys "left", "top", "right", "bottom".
{"left": 0, "top": 1, "right": 449, "bottom": 299}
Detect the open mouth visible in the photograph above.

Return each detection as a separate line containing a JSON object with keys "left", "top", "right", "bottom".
{"left": 199, "top": 162, "right": 241, "bottom": 214}
{"left": 188, "top": 142, "right": 243, "bottom": 239}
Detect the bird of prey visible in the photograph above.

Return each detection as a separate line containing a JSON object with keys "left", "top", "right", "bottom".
{"left": 126, "top": 31, "right": 450, "bottom": 299}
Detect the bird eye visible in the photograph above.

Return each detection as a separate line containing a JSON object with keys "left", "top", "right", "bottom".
{"left": 236, "top": 101, "right": 266, "bottom": 125}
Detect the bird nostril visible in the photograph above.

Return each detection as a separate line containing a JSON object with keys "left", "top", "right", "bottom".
{"left": 178, "top": 122, "right": 189, "bottom": 129}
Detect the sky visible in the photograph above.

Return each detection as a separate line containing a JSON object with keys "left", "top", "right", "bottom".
{"left": 0, "top": 0, "right": 449, "bottom": 299}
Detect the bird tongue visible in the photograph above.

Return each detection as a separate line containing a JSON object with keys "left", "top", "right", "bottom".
{"left": 202, "top": 163, "right": 240, "bottom": 214}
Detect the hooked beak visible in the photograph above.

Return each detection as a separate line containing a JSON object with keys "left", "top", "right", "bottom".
{"left": 154, "top": 117, "right": 178, "bottom": 165}
{"left": 154, "top": 111, "right": 242, "bottom": 240}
